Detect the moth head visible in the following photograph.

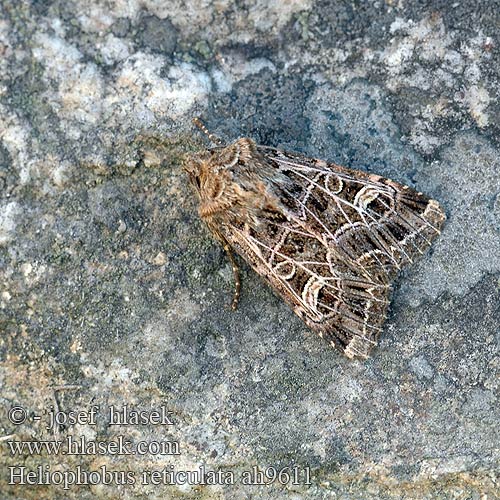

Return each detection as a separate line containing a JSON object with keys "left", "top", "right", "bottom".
{"left": 182, "top": 149, "right": 210, "bottom": 197}
{"left": 185, "top": 118, "right": 258, "bottom": 193}
{"left": 183, "top": 139, "right": 257, "bottom": 200}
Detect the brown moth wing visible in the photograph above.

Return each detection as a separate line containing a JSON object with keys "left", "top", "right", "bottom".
{"left": 260, "top": 147, "right": 445, "bottom": 280}
{"left": 252, "top": 147, "right": 445, "bottom": 358}
{"left": 189, "top": 139, "right": 445, "bottom": 359}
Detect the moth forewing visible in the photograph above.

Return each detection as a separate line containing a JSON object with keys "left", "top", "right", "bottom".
{"left": 185, "top": 121, "right": 445, "bottom": 359}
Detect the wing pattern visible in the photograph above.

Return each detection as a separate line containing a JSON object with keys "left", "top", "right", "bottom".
{"left": 217, "top": 147, "right": 445, "bottom": 359}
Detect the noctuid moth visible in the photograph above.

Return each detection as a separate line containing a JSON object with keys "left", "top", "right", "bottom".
{"left": 184, "top": 118, "right": 445, "bottom": 359}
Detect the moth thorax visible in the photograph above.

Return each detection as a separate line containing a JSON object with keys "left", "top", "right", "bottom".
{"left": 204, "top": 174, "right": 225, "bottom": 200}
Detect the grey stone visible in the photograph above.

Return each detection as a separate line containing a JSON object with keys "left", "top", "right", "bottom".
{"left": 137, "top": 14, "right": 179, "bottom": 56}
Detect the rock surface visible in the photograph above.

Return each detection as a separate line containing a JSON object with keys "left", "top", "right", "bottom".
{"left": 0, "top": 1, "right": 498, "bottom": 499}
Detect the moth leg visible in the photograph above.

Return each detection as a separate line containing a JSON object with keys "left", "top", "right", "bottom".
{"left": 192, "top": 118, "right": 223, "bottom": 146}
{"left": 223, "top": 243, "right": 241, "bottom": 311}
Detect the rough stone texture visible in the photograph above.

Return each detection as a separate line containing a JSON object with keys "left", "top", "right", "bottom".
{"left": 0, "top": 1, "right": 498, "bottom": 499}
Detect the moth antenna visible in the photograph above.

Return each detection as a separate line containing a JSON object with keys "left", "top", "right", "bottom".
{"left": 193, "top": 117, "right": 223, "bottom": 146}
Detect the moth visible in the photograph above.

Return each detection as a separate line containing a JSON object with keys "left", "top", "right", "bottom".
{"left": 183, "top": 118, "right": 445, "bottom": 359}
